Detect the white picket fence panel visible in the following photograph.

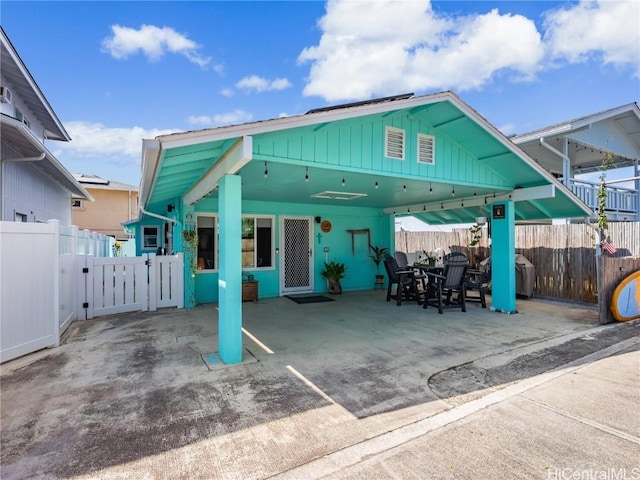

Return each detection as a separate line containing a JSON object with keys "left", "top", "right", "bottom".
{"left": 86, "top": 255, "right": 149, "bottom": 318}
{"left": 156, "top": 254, "right": 185, "bottom": 309}
{"left": 82, "top": 253, "right": 184, "bottom": 319}
{"left": 1, "top": 220, "right": 184, "bottom": 363}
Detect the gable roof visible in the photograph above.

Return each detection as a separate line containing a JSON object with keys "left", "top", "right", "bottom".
{"left": 140, "top": 91, "right": 591, "bottom": 224}
{"left": 511, "top": 102, "right": 640, "bottom": 174}
{"left": 1, "top": 27, "right": 90, "bottom": 200}
{"left": 0, "top": 26, "right": 69, "bottom": 141}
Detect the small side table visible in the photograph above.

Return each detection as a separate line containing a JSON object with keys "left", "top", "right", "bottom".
{"left": 242, "top": 281, "right": 258, "bottom": 302}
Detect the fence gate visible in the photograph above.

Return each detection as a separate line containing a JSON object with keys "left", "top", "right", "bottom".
{"left": 82, "top": 253, "right": 184, "bottom": 319}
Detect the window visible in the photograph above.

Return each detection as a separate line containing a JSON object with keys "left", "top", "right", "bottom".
{"left": 385, "top": 126, "right": 405, "bottom": 160}
{"left": 242, "top": 216, "right": 273, "bottom": 269}
{"left": 417, "top": 133, "right": 435, "bottom": 165}
{"left": 197, "top": 215, "right": 217, "bottom": 270}
{"left": 143, "top": 226, "right": 158, "bottom": 248}
{"left": 72, "top": 199, "right": 82, "bottom": 208}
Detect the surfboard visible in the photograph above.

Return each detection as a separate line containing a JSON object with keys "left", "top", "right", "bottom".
{"left": 611, "top": 270, "right": 640, "bottom": 322}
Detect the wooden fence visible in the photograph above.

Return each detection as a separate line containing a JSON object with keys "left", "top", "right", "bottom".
{"left": 396, "top": 222, "right": 640, "bottom": 312}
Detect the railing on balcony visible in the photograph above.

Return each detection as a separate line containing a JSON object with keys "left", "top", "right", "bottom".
{"left": 564, "top": 178, "right": 638, "bottom": 219}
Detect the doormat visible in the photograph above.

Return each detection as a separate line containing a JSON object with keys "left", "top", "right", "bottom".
{"left": 285, "top": 295, "right": 335, "bottom": 304}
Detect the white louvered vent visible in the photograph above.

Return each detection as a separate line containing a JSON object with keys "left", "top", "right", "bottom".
{"left": 417, "top": 133, "right": 435, "bottom": 165}
{"left": 385, "top": 126, "right": 405, "bottom": 160}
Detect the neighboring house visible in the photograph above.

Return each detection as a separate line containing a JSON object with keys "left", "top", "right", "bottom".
{"left": 0, "top": 27, "right": 90, "bottom": 223}
{"left": 72, "top": 174, "right": 138, "bottom": 240}
{"left": 137, "top": 91, "right": 590, "bottom": 363}
{"left": 512, "top": 103, "right": 640, "bottom": 222}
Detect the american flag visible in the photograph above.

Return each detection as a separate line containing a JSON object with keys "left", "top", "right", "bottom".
{"left": 601, "top": 240, "right": 617, "bottom": 254}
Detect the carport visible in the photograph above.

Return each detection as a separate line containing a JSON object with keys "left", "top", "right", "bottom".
{"left": 138, "top": 91, "right": 591, "bottom": 364}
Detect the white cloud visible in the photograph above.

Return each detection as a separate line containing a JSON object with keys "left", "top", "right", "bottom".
{"left": 236, "top": 75, "right": 293, "bottom": 93}
{"left": 543, "top": 0, "right": 639, "bottom": 75}
{"left": 101, "top": 24, "right": 211, "bottom": 68}
{"left": 187, "top": 109, "right": 253, "bottom": 126}
{"left": 53, "top": 121, "right": 177, "bottom": 164}
{"left": 298, "top": 0, "right": 543, "bottom": 101}
{"left": 219, "top": 87, "right": 235, "bottom": 98}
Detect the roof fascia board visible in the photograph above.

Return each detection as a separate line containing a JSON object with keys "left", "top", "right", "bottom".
{"left": 0, "top": 27, "right": 70, "bottom": 142}
{"left": 382, "top": 184, "right": 556, "bottom": 215}
{"left": 445, "top": 95, "right": 590, "bottom": 215}
{"left": 140, "top": 138, "right": 161, "bottom": 209}
{"left": 182, "top": 136, "right": 252, "bottom": 206}
{"left": 0, "top": 116, "right": 91, "bottom": 199}
{"left": 512, "top": 103, "right": 640, "bottom": 145}
{"left": 570, "top": 103, "right": 640, "bottom": 131}
{"left": 156, "top": 92, "right": 455, "bottom": 151}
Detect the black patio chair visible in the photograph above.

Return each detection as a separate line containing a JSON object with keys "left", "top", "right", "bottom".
{"left": 422, "top": 255, "right": 468, "bottom": 314}
{"left": 383, "top": 255, "right": 422, "bottom": 306}
{"left": 394, "top": 251, "right": 428, "bottom": 290}
{"left": 445, "top": 252, "right": 488, "bottom": 308}
{"left": 465, "top": 264, "right": 490, "bottom": 308}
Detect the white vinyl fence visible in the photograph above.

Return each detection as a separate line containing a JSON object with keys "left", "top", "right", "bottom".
{"left": 1, "top": 220, "right": 183, "bottom": 363}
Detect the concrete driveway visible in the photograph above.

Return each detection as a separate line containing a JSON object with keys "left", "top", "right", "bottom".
{"left": 1, "top": 291, "right": 637, "bottom": 479}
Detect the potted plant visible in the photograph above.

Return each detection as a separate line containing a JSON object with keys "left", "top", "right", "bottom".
{"left": 369, "top": 245, "right": 389, "bottom": 286}
{"left": 320, "top": 260, "right": 347, "bottom": 294}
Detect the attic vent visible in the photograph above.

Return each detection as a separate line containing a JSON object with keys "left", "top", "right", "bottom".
{"left": 385, "top": 126, "right": 405, "bottom": 160}
{"left": 417, "top": 133, "right": 435, "bottom": 165}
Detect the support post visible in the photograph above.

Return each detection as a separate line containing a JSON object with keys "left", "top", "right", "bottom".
{"left": 218, "top": 174, "right": 243, "bottom": 364}
{"left": 490, "top": 201, "right": 517, "bottom": 313}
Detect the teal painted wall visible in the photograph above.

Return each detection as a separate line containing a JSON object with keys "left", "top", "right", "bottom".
{"left": 191, "top": 198, "right": 391, "bottom": 304}
{"left": 253, "top": 116, "right": 511, "bottom": 188}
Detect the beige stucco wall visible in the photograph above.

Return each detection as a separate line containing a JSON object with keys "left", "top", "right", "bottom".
{"left": 72, "top": 188, "right": 138, "bottom": 240}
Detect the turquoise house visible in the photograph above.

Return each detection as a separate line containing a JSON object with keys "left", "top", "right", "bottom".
{"left": 137, "top": 92, "right": 591, "bottom": 364}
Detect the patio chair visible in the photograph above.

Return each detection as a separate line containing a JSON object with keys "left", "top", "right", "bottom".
{"left": 422, "top": 256, "right": 468, "bottom": 314}
{"left": 394, "top": 251, "right": 428, "bottom": 290}
{"left": 465, "top": 264, "right": 490, "bottom": 308}
{"left": 383, "top": 255, "right": 423, "bottom": 306}
{"left": 445, "top": 252, "right": 488, "bottom": 308}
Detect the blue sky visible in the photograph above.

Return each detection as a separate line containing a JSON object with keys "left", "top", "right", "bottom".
{"left": 2, "top": 0, "right": 638, "bottom": 187}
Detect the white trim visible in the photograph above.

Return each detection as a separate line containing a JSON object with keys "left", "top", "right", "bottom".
{"left": 417, "top": 133, "right": 435, "bottom": 165}
{"left": 385, "top": 126, "right": 405, "bottom": 160}
{"left": 194, "top": 212, "right": 218, "bottom": 273}
{"left": 241, "top": 214, "right": 275, "bottom": 271}
{"left": 279, "top": 216, "right": 314, "bottom": 295}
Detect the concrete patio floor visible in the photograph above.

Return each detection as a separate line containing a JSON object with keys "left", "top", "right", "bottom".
{"left": 1, "top": 291, "right": 638, "bottom": 479}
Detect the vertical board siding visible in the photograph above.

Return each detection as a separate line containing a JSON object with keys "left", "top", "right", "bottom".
{"left": 2, "top": 161, "right": 71, "bottom": 224}
{"left": 254, "top": 118, "right": 511, "bottom": 189}
{"left": 397, "top": 222, "right": 639, "bottom": 305}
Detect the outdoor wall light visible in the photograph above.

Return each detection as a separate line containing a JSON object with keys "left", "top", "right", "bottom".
{"left": 341, "top": 177, "right": 345, "bottom": 187}
{"left": 375, "top": 181, "right": 379, "bottom": 189}
{"left": 264, "top": 161, "right": 268, "bottom": 178}
{"left": 305, "top": 167, "right": 309, "bottom": 182}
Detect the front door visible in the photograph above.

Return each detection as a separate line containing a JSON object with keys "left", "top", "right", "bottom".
{"left": 280, "top": 216, "right": 313, "bottom": 294}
